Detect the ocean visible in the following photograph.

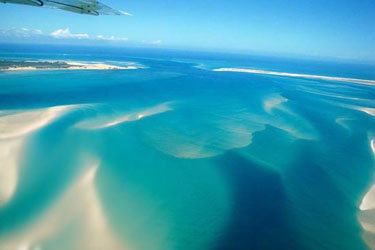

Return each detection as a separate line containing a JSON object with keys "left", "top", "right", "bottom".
{"left": 0, "top": 44, "right": 374, "bottom": 250}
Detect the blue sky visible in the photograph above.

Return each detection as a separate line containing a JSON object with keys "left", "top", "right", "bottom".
{"left": 1, "top": 0, "right": 374, "bottom": 61}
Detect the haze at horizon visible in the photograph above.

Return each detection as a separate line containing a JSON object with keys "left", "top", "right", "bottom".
{"left": 0, "top": 0, "right": 374, "bottom": 62}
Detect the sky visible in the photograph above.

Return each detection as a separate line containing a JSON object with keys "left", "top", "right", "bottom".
{"left": 0, "top": 0, "right": 374, "bottom": 61}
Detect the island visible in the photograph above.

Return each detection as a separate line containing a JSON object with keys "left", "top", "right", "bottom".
{"left": 0, "top": 60, "right": 137, "bottom": 71}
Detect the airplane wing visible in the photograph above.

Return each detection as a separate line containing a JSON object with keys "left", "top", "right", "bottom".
{"left": 0, "top": 0, "right": 131, "bottom": 16}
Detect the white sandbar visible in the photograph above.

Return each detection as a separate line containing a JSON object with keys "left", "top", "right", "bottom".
{"left": 76, "top": 102, "right": 173, "bottom": 130}
{"left": 0, "top": 161, "right": 127, "bottom": 250}
{"left": 0, "top": 105, "right": 78, "bottom": 207}
{"left": 360, "top": 186, "right": 375, "bottom": 211}
{"left": 359, "top": 140, "right": 375, "bottom": 211}
{"left": 213, "top": 68, "right": 375, "bottom": 85}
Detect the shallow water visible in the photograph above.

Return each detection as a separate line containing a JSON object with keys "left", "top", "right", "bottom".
{"left": 0, "top": 45, "right": 374, "bottom": 250}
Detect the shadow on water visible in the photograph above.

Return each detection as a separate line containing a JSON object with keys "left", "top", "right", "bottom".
{"left": 213, "top": 151, "right": 300, "bottom": 250}
{"left": 283, "top": 141, "right": 370, "bottom": 250}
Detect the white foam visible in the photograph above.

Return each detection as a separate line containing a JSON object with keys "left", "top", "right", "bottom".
{"left": 0, "top": 161, "right": 127, "bottom": 250}
{"left": 213, "top": 68, "right": 375, "bottom": 85}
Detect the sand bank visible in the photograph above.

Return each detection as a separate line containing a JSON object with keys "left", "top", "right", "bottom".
{"left": 357, "top": 107, "right": 375, "bottom": 117}
{"left": 0, "top": 160, "right": 127, "bottom": 250}
{"left": 360, "top": 186, "right": 375, "bottom": 211}
{"left": 358, "top": 139, "right": 375, "bottom": 248}
{"left": 335, "top": 118, "right": 353, "bottom": 130}
{"left": 0, "top": 105, "right": 77, "bottom": 207}
{"left": 76, "top": 102, "right": 173, "bottom": 130}
{"left": 0, "top": 138, "right": 22, "bottom": 206}
{"left": 360, "top": 140, "right": 375, "bottom": 211}
{"left": 0, "top": 105, "right": 77, "bottom": 139}
{"left": 263, "top": 94, "right": 288, "bottom": 113}
{"left": 213, "top": 68, "right": 375, "bottom": 85}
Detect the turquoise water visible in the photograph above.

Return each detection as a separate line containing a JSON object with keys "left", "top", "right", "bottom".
{"left": 0, "top": 45, "right": 374, "bottom": 250}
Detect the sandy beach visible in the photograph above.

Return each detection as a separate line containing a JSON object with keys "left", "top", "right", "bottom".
{"left": 1, "top": 60, "right": 138, "bottom": 71}
{"left": 213, "top": 68, "right": 375, "bottom": 85}
{"left": 64, "top": 61, "right": 138, "bottom": 70}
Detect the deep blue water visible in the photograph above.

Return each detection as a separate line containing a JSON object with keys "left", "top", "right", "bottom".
{"left": 0, "top": 44, "right": 374, "bottom": 250}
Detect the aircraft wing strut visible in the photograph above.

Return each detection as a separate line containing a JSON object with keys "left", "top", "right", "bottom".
{"left": 0, "top": 0, "right": 131, "bottom": 16}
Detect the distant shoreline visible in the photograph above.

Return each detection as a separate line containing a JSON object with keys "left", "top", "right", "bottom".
{"left": 213, "top": 68, "right": 375, "bottom": 86}
{"left": 0, "top": 60, "right": 138, "bottom": 71}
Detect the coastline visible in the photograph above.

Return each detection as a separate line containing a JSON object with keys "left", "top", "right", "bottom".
{"left": 213, "top": 68, "right": 375, "bottom": 85}
{"left": 0, "top": 60, "right": 138, "bottom": 71}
